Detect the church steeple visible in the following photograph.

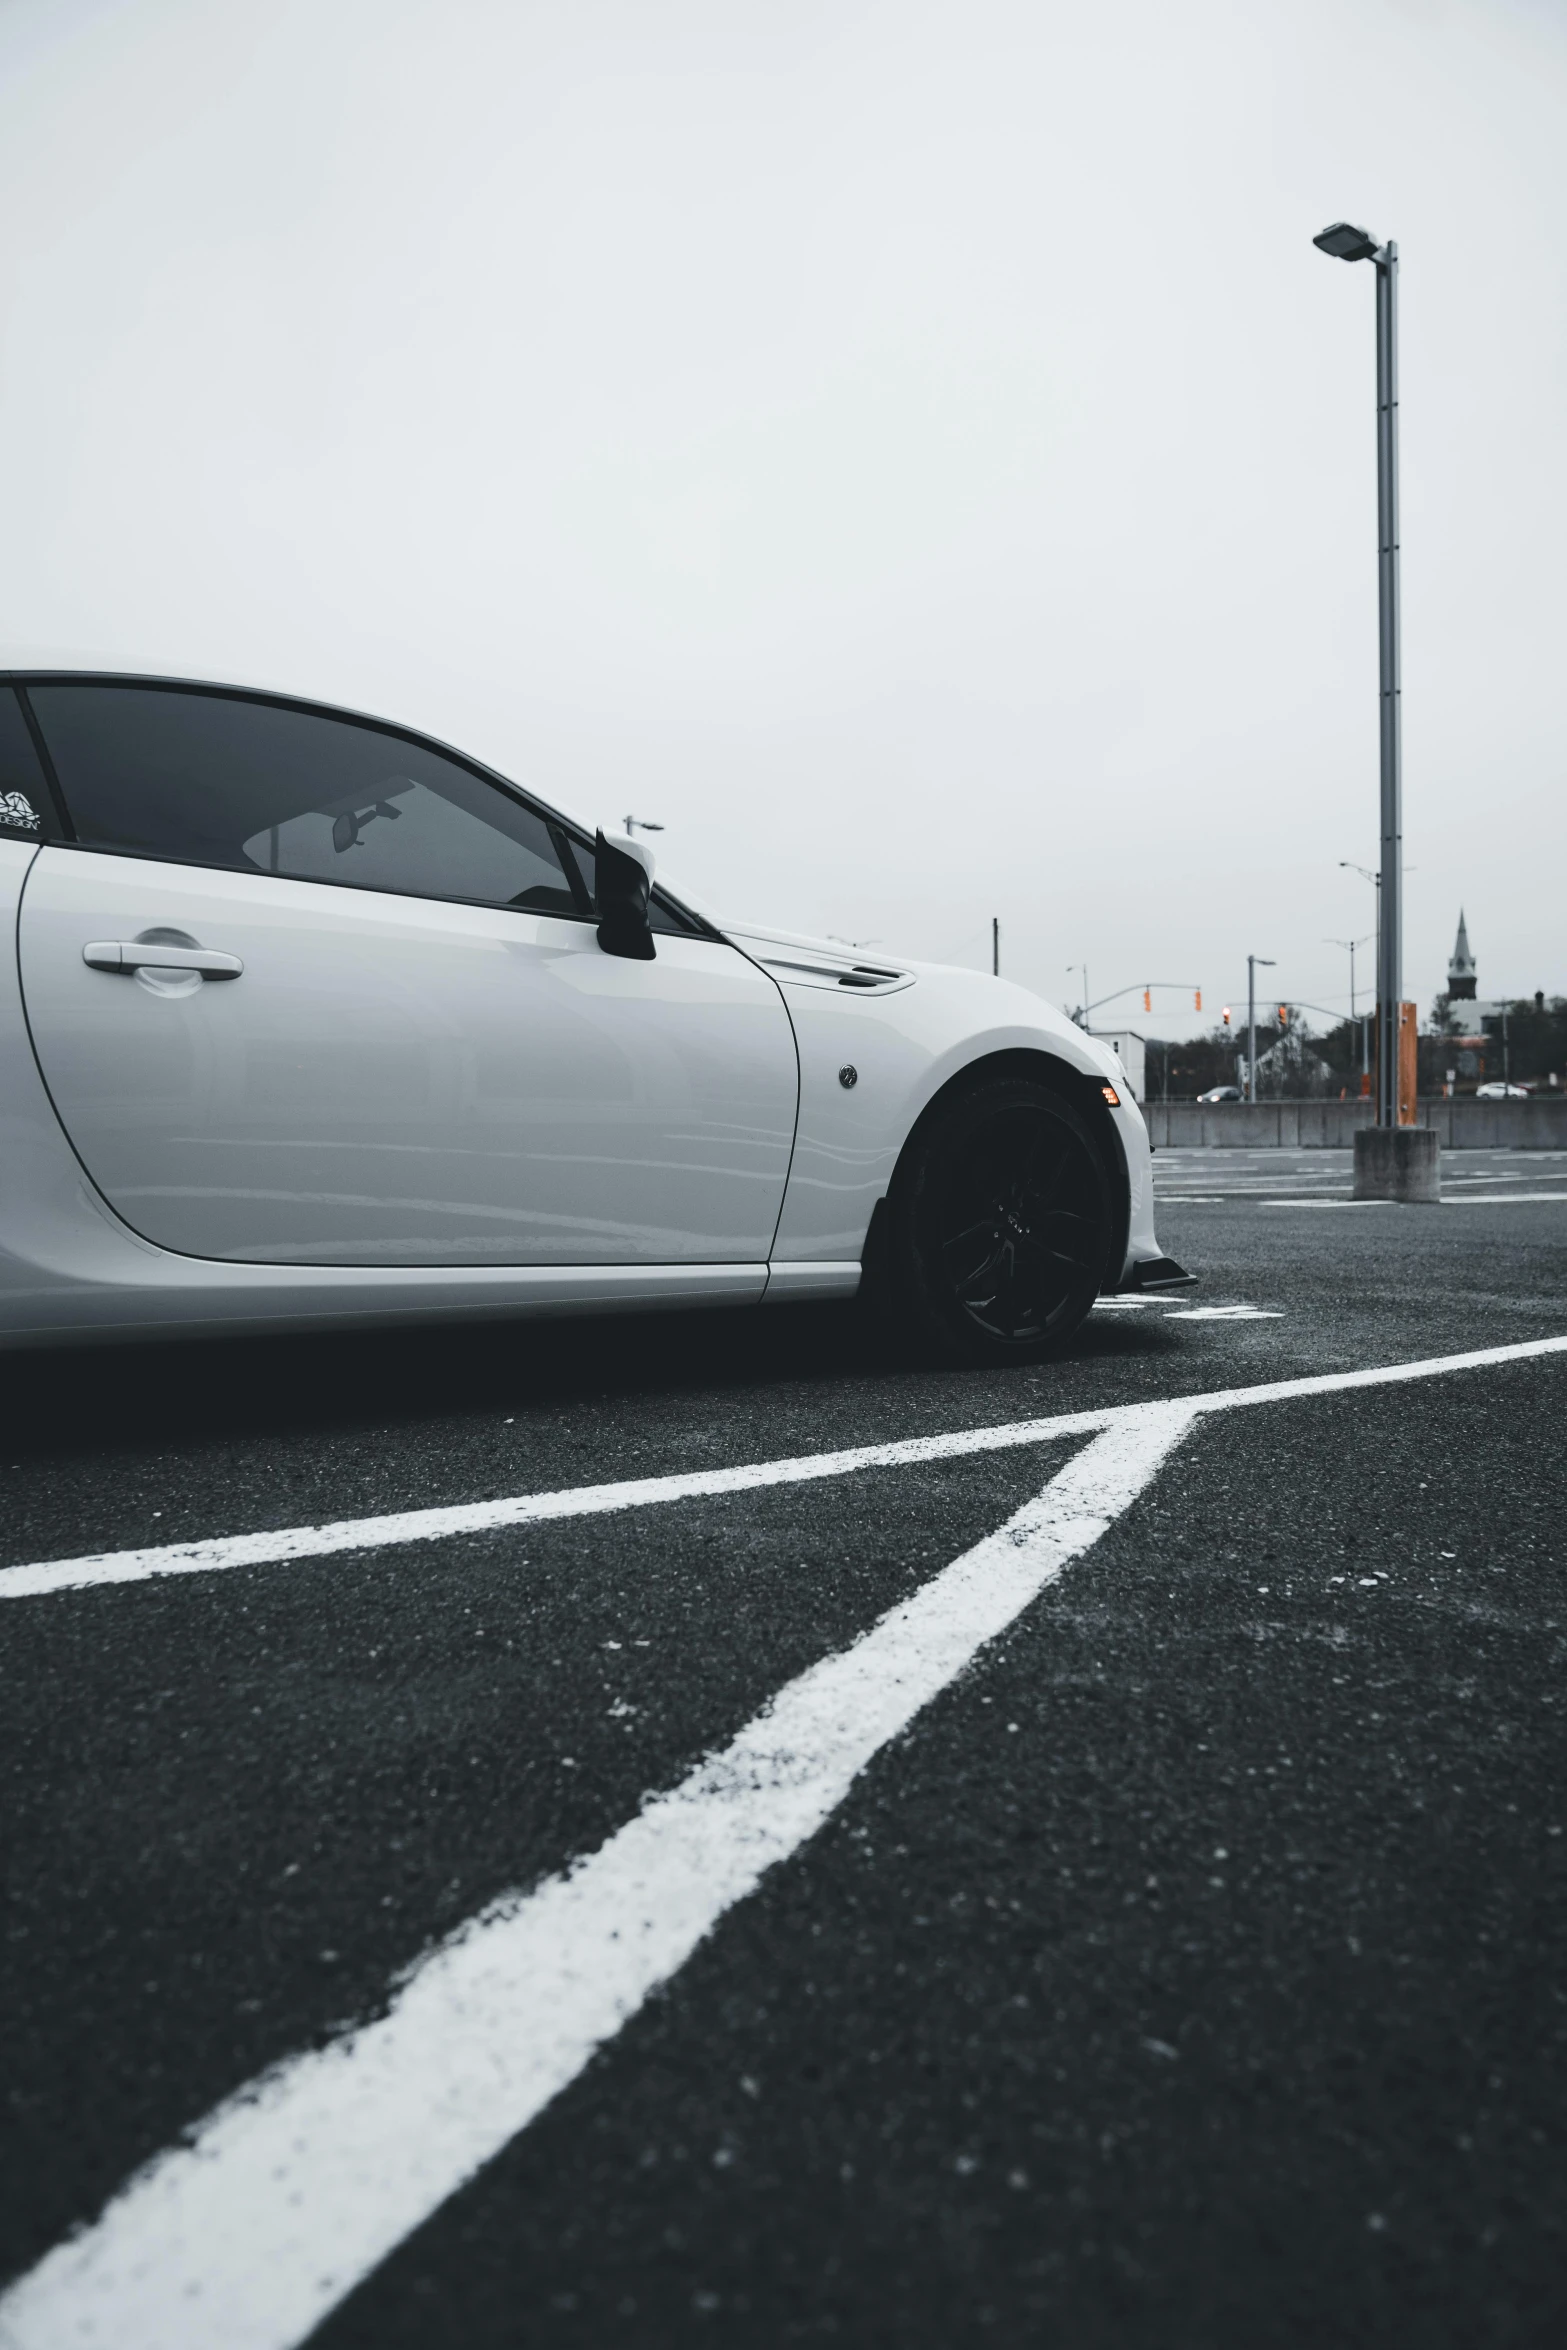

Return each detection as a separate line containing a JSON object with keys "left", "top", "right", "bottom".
{"left": 1447, "top": 909, "right": 1477, "bottom": 1001}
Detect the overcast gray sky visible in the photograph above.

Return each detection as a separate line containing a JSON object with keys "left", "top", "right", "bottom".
{"left": 2, "top": 0, "right": 1563, "bottom": 1036}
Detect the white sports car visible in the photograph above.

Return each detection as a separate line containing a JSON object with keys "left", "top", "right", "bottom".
{"left": 0, "top": 672, "right": 1190, "bottom": 1358}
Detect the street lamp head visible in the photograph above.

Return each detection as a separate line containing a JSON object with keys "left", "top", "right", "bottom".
{"left": 1313, "top": 221, "right": 1380, "bottom": 262}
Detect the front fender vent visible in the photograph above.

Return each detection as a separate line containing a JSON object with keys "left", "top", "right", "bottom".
{"left": 756, "top": 955, "right": 913, "bottom": 995}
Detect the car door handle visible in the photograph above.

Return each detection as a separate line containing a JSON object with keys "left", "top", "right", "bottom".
{"left": 82, "top": 941, "right": 244, "bottom": 979}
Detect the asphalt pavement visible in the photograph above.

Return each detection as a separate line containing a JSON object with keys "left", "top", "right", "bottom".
{"left": 3, "top": 1153, "right": 1566, "bottom": 2348}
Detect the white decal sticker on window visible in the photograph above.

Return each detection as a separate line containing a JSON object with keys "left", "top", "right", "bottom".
{"left": 0, "top": 791, "right": 40, "bottom": 831}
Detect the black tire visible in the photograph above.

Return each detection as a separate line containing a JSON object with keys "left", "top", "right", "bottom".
{"left": 885, "top": 1073, "right": 1116, "bottom": 1363}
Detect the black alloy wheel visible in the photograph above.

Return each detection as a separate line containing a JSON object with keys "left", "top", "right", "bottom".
{"left": 888, "top": 1074, "right": 1115, "bottom": 1362}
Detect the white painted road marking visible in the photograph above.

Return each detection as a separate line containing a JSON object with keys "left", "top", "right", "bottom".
{"left": 1258, "top": 1193, "right": 1567, "bottom": 1210}
{"left": 1440, "top": 1192, "right": 1567, "bottom": 1205}
{"left": 1159, "top": 1183, "right": 1343, "bottom": 1195}
{"left": 5, "top": 1339, "right": 1567, "bottom": 2350}
{"left": 0, "top": 1406, "right": 1200, "bottom": 2350}
{"left": 1163, "top": 1306, "right": 1283, "bottom": 1321}
{"left": 1097, "top": 1297, "right": 1280, "bottom": 1316}
{"left": 5, "top": 1334, "right": 1567, "bottom": 1602}
{"left": 0, "top": 1416, "right": 1112, "bottom": 1601}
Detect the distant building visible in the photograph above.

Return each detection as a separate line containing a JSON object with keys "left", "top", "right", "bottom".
{"left": 1435, "top": 910, "right": 1502, "bottom": 1038}
{"left": 1254, "top": 1031, "right": 1333, "bottom": 1093}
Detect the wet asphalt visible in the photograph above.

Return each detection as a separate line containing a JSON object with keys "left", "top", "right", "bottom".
{"left": 3, "top": 1162, "right": 1566, "bottom": 2346}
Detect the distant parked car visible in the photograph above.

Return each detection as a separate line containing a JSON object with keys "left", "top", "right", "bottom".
{"left": 1197, "top": 1084, "right": 1243, "bottom": 1103}
{"left": 1473, "top": 1081, "right": 1531, "bottom": 1099}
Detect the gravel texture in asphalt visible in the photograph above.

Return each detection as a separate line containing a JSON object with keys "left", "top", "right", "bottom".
{"left": 2, "top": 1161, "right": 1565, "bottom": 2347}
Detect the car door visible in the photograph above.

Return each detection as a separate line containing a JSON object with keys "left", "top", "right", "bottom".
{"left": 16, "top": 681, "right": 798, "bottom": 1267}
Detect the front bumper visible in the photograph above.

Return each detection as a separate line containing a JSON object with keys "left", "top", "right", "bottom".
{"left": 1118, "top": 1254, "right": 1198, "bottom": 1294}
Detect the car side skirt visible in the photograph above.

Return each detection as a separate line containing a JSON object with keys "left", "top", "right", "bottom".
{"left": 0, "top": 1262, "right": 778, "bottom": 1351}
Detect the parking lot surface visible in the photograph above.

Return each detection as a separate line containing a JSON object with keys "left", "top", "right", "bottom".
{"left": 1153, "top": 1141, "right": 1567, "bottom": 1206}
{"left": 3, "top": 1152, "right": 1566, "bottom": 2348}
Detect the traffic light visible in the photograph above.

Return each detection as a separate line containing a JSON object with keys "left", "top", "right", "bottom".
{"left": 1221, "top": 1005, "right": 1232, "bottom": 1027}
{"left": 1278, "top": 1004, "right": 1289, "bottom": 1026}
{"left": 1194, "top": 989, "right": 1202, "bottom": 1011}
{"left": 1142, "top": 987, "right": 1152, "bottom": 1013}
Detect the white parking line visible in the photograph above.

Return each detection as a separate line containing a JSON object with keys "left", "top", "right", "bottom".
{"left": 1441, "top": 1192, "right": 1567, "bottom": 1205}
{"left": 1164, "top": 1306, "right": 1283, "bottom": 1321}
{"left": 0, "top": 1404, "right": 1198, "bottom": 2350}
{"left": 5, "top": 1335, "right": 1567, "bottom": 1602}
{"left": 1098, "top": 1295, "right": 1284, "bottom": 1317}
{"left": 1158, "top": 1183, "right": 1344, "bottom": 1195}
{"left": 0, "top": 1415, "right": 1113, "bottom": 1601}
{"left": 7, "top": 1332, "right": 1567, "bottom": 2350}
{"left": 1259, "top": 1194, "right": 1567, "bottom": 1209}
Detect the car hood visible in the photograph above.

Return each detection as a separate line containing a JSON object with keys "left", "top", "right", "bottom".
{"left": 721, "top": 919, "right": 1124, "bottom": 1083}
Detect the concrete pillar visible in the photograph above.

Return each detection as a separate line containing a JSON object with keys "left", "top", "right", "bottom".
{"left": 1352, "top": 1126, "right": 1441, "bottom": 1202}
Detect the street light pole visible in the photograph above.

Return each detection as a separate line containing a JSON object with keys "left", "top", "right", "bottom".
{"left": 1316, "top": 222, "right": 1402, "bottom": 1127}
{"left": 1247, "top": 954, "right": 1275, "bottom": 1104}
{"left": 1374, "top": 243, "right": 1403, "bottom": 1128}
{"left": 1327, "top": 932, "right": 1374, "bottom": 1079}
{"left": 1339, "top": 859, "right": 1396, "bottom": 1088}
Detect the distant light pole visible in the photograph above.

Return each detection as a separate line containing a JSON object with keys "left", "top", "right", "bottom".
{"left": 1315, "top": 220, "right": 1402, "bottom": 1126}
{"left": 1066, "top": 963, "right": 1089, "bottom": 1028}
{"left": 1327, "top": 932, "right": 1374, "bottom": 1081}
{"left": 992, "top": 917, "right": 1000, "bottom": 977}
{"left": 1247, "top": 955, "right": 1275, "bottom": 1103}
{"left": 1338, "top": 856, "right": 1381, "bottom": 1016}
{"left": 1338, "top": 858, "right": 1416, "bottom": 1090}
{"left": 623, "top": 816, "right": 665, "bottom": 838}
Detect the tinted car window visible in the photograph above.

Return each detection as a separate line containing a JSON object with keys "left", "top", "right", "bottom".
{"left": 0, "top": 689, "right": 60, "bottom": 843}
{"left": 27, "top": 683, "right": 588, "bottom": 915}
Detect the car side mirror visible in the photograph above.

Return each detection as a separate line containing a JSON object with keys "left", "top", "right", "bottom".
{"left": 594, "top": 829, "right": 657, "bottom": 961}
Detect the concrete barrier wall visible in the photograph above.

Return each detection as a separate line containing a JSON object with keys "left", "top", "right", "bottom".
{"left": 1144, "top": 1099, "right": 1567, "bottom": 1150}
